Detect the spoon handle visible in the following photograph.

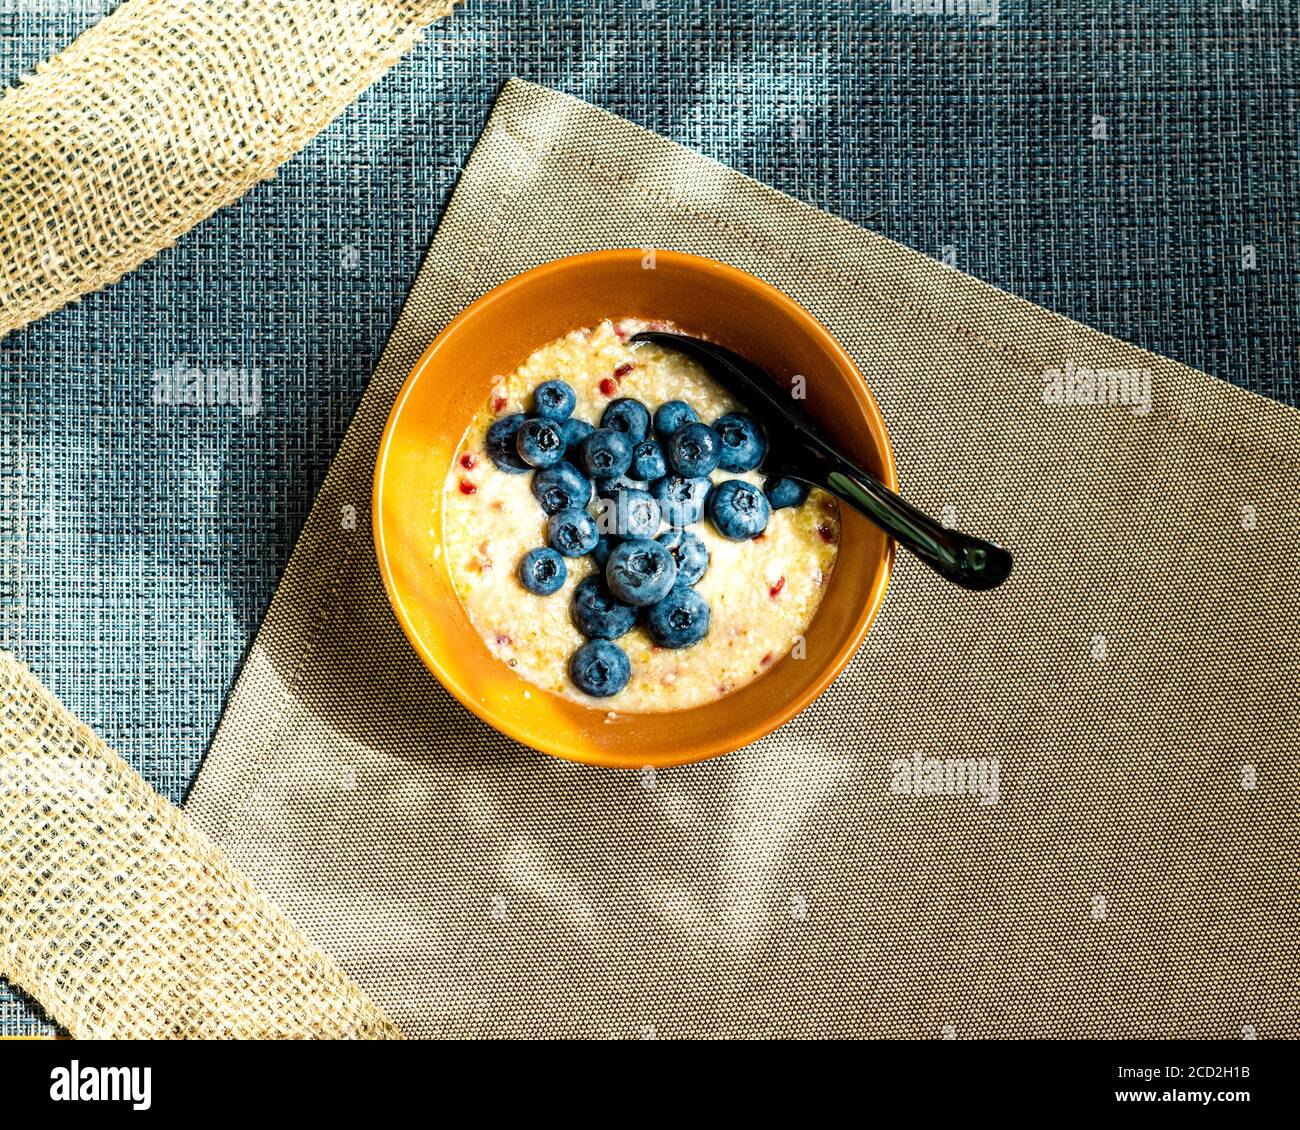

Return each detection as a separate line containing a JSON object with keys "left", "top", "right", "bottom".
{"left": 811, "top": 463, "right": 1013, "bottom": 592}
{"left": 630, "top": 329, "right": 1013, "bottom": 591}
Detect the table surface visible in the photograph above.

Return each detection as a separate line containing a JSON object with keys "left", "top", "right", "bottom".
{"left": 2, "top": 0, "right": 1297, "bottom": 1035}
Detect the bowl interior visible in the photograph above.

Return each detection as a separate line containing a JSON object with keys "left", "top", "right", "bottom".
{"left": 375, "top": 250, "right": 895, "bottom": 768}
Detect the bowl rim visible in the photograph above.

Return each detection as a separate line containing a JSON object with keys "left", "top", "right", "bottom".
{"left": 373, "top": 249, "right": 897, "bottom": 767}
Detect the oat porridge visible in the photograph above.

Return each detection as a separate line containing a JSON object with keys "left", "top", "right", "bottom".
{"left": 442, "top": 317, "right": 840, "bottom": 712}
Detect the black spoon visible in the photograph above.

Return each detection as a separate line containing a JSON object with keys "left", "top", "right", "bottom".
{"left": 630, "top": 331, "right": 1013, "bottom": 592}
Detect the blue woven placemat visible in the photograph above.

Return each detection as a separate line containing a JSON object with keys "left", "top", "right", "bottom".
{"left": 2, "top": 0, "right": 1297, "bottom": 1035}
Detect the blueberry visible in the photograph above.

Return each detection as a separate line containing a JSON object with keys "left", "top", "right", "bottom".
{"left": 515, "top": 417, "right": 566, "bottom": 468}
{"left": 486, "top": 413, "right": 530, "bottom": 474}
{"left": 605, "top": 537, "right": 678, "bottom": 606}
{"left": 517, "top": 547, "right": 567, "bottom": 595}
{"left": 650, "top": 475, "right": 712, "bottom": 527}
{"left": 713, "top": 412, "right": 767, "bottom": 473}
{"left": 531, "top": 380, "right": 576, "bottom": 421}
{"left": 645, "top": 587, "right": 711, "bottom": 649}
{"left": 763, "top": 475, "right": 811, "bottom": 510}
{"left": 531, "top": 461, "right": 592, "bottom": 515}
{"left": 597, "top": 487, "right": 661, "bottom": 538}
{"left": 590, "top": 534, "right": 619, "bottom": 570}
{"left": 561, "top": 417, "right": 595, "bottom": 458}
{"left": 631, "top": 438, "right": 668, "bottom": 483}
{"left": 568, "top": 640, "right": 631, "bottom": 697}
{"left": 601, "top": 398, "right": 651, "bottom": 442}
{"left": 547, "top": 507, "right": 599, "bottom": 557}
{"left": 571, "top": 574, "right": 637, "bottom": 639}
{"left": 594, "top": 474, "right": 638, "bottom": 500}
{"left": 666, "top": 422, "right": 722, "bottom": 477}
{"left": 653, "top": 399, "right": 698, "bottom": 439}
{"left": 657, "top": 529, "right": 709, "bottom": 586}
{"left": 623, "top": 489, "right": 662, "bottom": 538}
{"left": 581, "top": 427, "right": 633, "bottom": 479}
{"left": 708, "top": 479, "right": 770, "bottom": 540}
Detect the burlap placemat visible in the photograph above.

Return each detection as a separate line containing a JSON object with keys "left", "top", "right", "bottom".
{"left": 0, "top": 654, "right": 400, "bottom": 1038}
{"left": 185, "top": 79, "right": 1298, "bottom": 1039}
{"left": 0, "top": 0, "right": 458, "bottom": 340}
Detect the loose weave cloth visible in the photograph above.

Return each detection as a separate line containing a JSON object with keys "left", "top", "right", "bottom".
{"left": 0, "top": 654, "right": 400, "bottom": 1039}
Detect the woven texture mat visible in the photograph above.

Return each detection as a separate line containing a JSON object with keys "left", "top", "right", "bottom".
{"left": 0, "top": 653, "right": 400, "bottom": 1038}
{"left": 182, "top": 80, "right": 1298, "bottom": 1039}
{"left": 0, "top": 0, "right": 457, "bottom": 340}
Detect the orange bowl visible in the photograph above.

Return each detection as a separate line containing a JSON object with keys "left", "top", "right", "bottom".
{"left": 374, "top": 250, "right": 896, "bottom": 768}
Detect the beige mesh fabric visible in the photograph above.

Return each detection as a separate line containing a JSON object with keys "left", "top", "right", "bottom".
{"left": 0, "top": 653, "right": 401, "bottom": 1039}
{"left": 0, "top": 0, "right": 458, "bottom": 340}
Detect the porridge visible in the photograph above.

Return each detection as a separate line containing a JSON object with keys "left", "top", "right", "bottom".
{"left": 442, "top": 318, "right": 840, "bottom": 712}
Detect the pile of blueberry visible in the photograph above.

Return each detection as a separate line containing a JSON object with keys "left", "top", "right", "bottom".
{"left": 486, "top": 378, "right": 811, "bottom": 698}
